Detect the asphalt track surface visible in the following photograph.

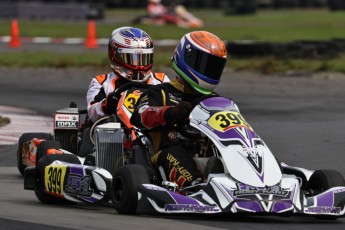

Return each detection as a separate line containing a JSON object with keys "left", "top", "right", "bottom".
{"left": 1, "top": 65, "right": 345, "bottom": 229}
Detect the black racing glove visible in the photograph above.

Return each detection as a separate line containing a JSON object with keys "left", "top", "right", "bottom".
{"left": 101, "top": 92, "right": 119, "bottom": 115}
{"left": 164, "top": 101, "right": 193, "bottom": 126}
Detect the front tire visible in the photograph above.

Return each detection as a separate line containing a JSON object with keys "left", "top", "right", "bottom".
{"left": 307, "top": 169, "right": 345, "bottom": 220}
{"left": 112, "top": 164, "right": 150, "bottom": 214}
{"left": 35, "top": 154, "right": 80, "bottom": 204}
{"left": 307, "top": 169, "right": 345, "bottom": 195}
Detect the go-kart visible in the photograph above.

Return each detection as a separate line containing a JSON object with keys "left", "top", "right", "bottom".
{"left": 133, "top": 4, "right": 204, "bottom": 28}
{"left": 23, "top": 95, "right": 345, "bottom": 219}
{"left": 111, "top": 96, "right": 345, "bottom": 219}
{"left": 21, "top": 82, "right": 152, "bottom": 204}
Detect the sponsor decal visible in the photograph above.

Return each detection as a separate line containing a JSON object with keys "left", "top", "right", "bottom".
{"left": 104, "top": 130, "right": 116, "bottom": 134}
{"left": 123, "top": 90, "right": 142, "bottom": 113}
{"left": 55, "top": 114, "right": 79, "bottom": 122}
{"left": 45, "top": 165, "right": 67, "bottom": 196}
{"left": 55, "top": 121, "right": 78, "bottom": 129}
{"left": 234, "top": 183, "right": 288, "bottom": 197}
{"left": 208, "top": 111, "right": 252, "bottom": 132}
{"left": 333, "top": 188, "right": 345, "bottom": 193}
{"left": 166, "top": 153, "right": 193, "bottom": 182}
{"left": 65, "top": 174, "right": 93, "bottom": 197}
{"left": 165, "top": 204, "right": 219, "bottom": 212}
{"left": 305, "top": 206, "right": 341, "bottom": 214}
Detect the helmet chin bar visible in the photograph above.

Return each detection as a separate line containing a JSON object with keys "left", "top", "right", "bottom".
{"left": 111, "top": 64, "right": 150, "bottom": 82}
{"left": 131, "top": 70, "right": 150, "bottom": 82}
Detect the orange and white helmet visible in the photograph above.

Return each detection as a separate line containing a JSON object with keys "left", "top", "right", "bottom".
{"left": 108, "top": 27, "right": 154, "bottom": 82}
{"left": 172, "top": 31, "right": 227, "bottom": 95}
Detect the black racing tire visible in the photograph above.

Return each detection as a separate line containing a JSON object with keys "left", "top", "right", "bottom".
{"left": 35, "top": 154, "right": 81, "bottom": 204}
{"left": 307, "top": 169, "right": 345, "bottom": 220}
{"left": 35, "top": 140, "right": 62, "bottom": 165}
{"left": 307, "top": 169, "right": 345, "bottom": 195}
{"left": 17, "top": 132, "right": 53, "bottom": 176}
{"left": 112, "top": 164, "right": 150, "bottom": 214}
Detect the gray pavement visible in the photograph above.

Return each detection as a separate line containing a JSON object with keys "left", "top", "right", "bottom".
{"left": 1, "top": 67, "right": 345, "bottom": 229}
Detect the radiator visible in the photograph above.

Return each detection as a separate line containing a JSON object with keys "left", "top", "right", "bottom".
{"left": 94, "top": 122, "right": 124, "bottom": 176}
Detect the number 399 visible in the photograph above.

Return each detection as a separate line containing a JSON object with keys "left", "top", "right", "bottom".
{"left": 215, "top": 112, "right": 249, "bottom": 129}
{"left": 47, "top": 167, "right": 62, "bottom": 195}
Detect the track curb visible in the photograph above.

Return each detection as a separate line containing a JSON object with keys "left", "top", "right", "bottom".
{"left": 0, "top": 105, "right": 53, "bottom": 146}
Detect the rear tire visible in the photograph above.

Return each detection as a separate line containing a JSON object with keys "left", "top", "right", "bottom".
{"left": 112, "top": 164, "right": 150, "bottom": 214}
{"left": 17, "top": 133, "right": 53, "bottom": 175}
{"left": 35, "top": 154, "right": 80, "bottom": 204}
{"left": 36, "top": 140, "right": 61, "bottom": 165}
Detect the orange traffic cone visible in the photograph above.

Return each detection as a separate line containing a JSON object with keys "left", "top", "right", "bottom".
{"left": 9, "top": 19, "right": 21, "bottom": 48}
{"left": 84, "top": 20, "right": 98, "bottom": 48}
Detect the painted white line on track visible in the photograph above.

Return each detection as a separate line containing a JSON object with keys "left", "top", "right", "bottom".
{"left": 0, "top": 105, "right": 53, "bottom": 146}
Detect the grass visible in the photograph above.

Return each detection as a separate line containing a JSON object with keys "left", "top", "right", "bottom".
{"left": 2, "top": 49, "right": 345, "bottom": 74}
{"left": 0, "top": 51, "right": 108, "bottom": 68}
{"left": 1, "top": 8, "right": 345, "bottom": 73}
{"left": 0, "top": 116, "right": 10, "bottom": 127}
{"left": 1, "top": 8, "right": 345, "bottom": 41}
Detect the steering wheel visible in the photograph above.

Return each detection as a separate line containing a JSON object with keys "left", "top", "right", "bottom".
{"left": 110, "top": 81, "right": 150, "bottom": 104}
{"left": 89, "top": 82, "right": 151, "bottom": 145}
{"left": 177, "top": 123, "right": 203, "bottom": 140}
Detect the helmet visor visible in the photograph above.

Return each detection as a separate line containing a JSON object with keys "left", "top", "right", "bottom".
{"left": 185, "top": 48, "right": 226, "bottom": 80}
{"left": 117, "top": 48, "right": 153, "bottom": 66}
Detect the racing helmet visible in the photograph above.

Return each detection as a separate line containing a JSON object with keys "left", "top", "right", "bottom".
{"left": 108, "top": 27, "right": 154, "bottom": 82}
{"left": 172, "top": 31, "right": 227, "bottom": 95}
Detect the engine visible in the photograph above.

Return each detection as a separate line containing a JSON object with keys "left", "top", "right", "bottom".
{"left": 53, "top": 104, "right": 80, "bottom": 155}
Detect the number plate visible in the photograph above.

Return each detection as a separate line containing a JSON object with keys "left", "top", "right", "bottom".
{"left": 208, "top": 111, "right": 252, "bottom": 132}
{"left": 44, "top": 165, "right": 67, "bottom": 196}
{"left": 123, "top": 90, "right": 142, "bottom": 113}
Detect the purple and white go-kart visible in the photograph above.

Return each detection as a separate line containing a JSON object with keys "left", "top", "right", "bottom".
{"left": 24, "top": 96, "right": 345, "bottom": 219}
{"left": 112, "top": 96, "right": 345, "bottom": 219}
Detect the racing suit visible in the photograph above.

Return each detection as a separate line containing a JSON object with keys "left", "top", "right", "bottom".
{"left": 87, "top": 71, "right": 169, "bottom": 123}
{"left": 131, "top": 79, "right": 209, "bottom": 188}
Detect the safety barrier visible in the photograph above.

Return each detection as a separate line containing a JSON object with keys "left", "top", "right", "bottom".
{"left": 227, "top": 39, "right": 345, "bottom": 59}
{"left": 0, "top": 2, "right": 103, "bottom": 20}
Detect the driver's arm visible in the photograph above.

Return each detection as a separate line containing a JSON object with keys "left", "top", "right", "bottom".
{"left": 130, "top": 87, "right": 170, "bottom": 130}
{"left": 87, "top": 76, "right": 107, "bottom": 123}
{"left": 131, "top": 86, "right": 192, "bottom": 130}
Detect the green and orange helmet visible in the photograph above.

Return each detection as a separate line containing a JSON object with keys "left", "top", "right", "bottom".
{"left": 172, "top": 31, "right": 227, "bottom": 95}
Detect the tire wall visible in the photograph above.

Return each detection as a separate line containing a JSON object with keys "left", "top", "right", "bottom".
{"left": 226, "top": 39, "right": 345, "bottom": 59}
{"left": 105, "top": 0, "right": 343, "bottom": 11}
{"left": 4, "top": 1, "right": 343, "bottom": 10}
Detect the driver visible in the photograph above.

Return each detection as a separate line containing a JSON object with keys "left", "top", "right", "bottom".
{"left": 86, "top": 26, "right": 170, "bottom": 123}
{"left": 131, "top": 31, "right": 227, "bottom": 189}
